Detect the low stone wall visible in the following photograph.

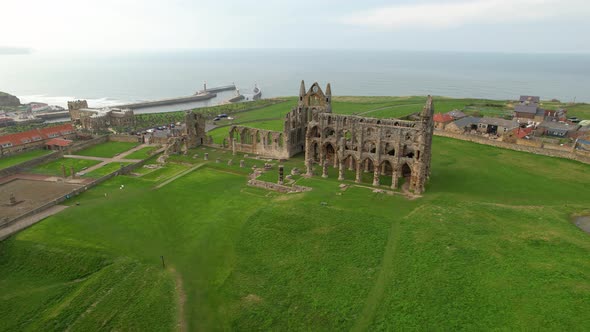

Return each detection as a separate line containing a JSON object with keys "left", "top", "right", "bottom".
{"left": 435, "top": 130, "right": 590, "bottom": 164}
{"left": 0, "top": 149, "right": 158, "bottom": 235}
{"left": 0, "top": 150, "right": 62, "bottom": 178}
{"left": 67, "top": 135, "right": 109, "bottom": 154}
{"left": 248, "top": 179, "right": 312, "bottom": 193}
{"left": 109, "top": 134, "right": 141, "bottom": 143}
{"left": 0, "top": 170, "right": 118, "bottom": 232}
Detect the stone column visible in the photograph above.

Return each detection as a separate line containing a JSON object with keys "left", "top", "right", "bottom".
{"left": 70, "top": 166, "right": 75, "bottom": 179}
{"left": 372, "top": 164, "right": 380, "bottom": 186}
{"left": 364, "top": 159, "right": 370, "bottom": 173}
{"left": 355, "top": 161, "right": 362, "bottom": 183}
{"left": 391, "top": 169, "right": 399, "bottom": 190}
{"left": 304, "top": 135, "right": 312, "bottom": 176}
{"left": 306, "top": 158, "right": 313, "bottom": 176}
{"left": 321, "top": 159, "right": 329, "bottom": 178}
{"left": 61, "top": 164, "right": 66, "bottom": 179}
{"left": 333, "top": 155, "right": 338, "bottom": 168}
{"left": 204, "top": 153, "right": 209, "bottom": 160}
{"left": 232, "top": 138, "right": 237, "bottom": 156}
{"left": 338, "top": 160, "right": 345, "bottom": 181}
{"left": 239, "top": 160, "right": 245, "bottom": 168}
{"left": 278, "top": 165, "right": 284, "bottom": 185}
{"left": 348, "top": 157, "right": 354, "bottom": 171}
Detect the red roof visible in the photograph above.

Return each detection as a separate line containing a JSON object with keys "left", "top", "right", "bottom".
{"left": 45, "top": 138, "right": 73, "bottom": 147}
{"left": 514, "top": 126, "right": 533, "bottom": 139}
{"left": 0, "top": 123, "right": 74, "bottom": 147}
{"left": 433, "top": 113, "right": 453, "bottom": 123}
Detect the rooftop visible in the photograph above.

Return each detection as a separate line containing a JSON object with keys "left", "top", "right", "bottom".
{"left": 451, "top": 116, "right": 480, "bottom": 128}
{"left": 479, "top": 117, "right": 519, "bottom": 128}
{"left": 519, "top": 95, "right": 540, "bottom": 103}
{"left": 433, "top": 113, "right": 453, "bottom": 123}
{"left": 515, "top": 104, "right": 539, "bottom": 114}
{"left": 539, "top": 121, "right": 579, "bottom": 131}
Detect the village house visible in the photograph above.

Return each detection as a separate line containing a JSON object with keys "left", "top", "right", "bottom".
{"left": 514, "top": 95, "right": 545, "bottom": 121}
{"left": 433, "top": 113, "right": 454, "bottom": 129}
{"left": 447, "top": 109, "right": 467, "bottom": 119}
{"left": 477, "top": 117, "right": 519, "bottom": 135}
{"left": 536, "top": 121, "right": 579, "bottom": 138}
{"left": 0, "top": 123, "right": 75, "bottom": 155}
{"left": 445, "top": 116, "right": 480, "bottom": 133}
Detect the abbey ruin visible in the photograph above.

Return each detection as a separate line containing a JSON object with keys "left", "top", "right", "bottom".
{"left": 227, "top": 81, "right": 434, "bottom": 193}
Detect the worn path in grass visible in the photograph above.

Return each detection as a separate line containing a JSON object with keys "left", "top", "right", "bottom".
{"left": 153, "top": 163, "right": 205, "bottom": 189}
{"left": 352, "top": 220, "right": 402, "bottom": 332}
{"left": 64, "top": 144, "right": 158, "bottom": 175}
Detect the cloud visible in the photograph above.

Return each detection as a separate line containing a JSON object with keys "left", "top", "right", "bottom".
{"left": 340, "top": 0, "right": 590, "bottom": 29}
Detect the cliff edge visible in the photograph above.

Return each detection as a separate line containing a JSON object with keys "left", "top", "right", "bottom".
{"left": 0, "top": 92, "right": 21, "bottom": 107}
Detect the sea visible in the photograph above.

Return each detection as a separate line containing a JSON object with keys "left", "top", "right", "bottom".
{"left": 1, "top": 49, "right": 589, "bottom": 115}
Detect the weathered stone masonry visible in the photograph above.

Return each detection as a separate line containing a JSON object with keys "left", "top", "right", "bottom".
{"left": 227, "top": 81, "right": 435, "bottom": 194}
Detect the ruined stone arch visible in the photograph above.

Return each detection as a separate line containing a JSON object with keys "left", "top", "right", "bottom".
{"left": 230, "top": 127, "right": 241, "bottom": 143}
{"left": 384, "top": 143, "right": 396, "bottom": 156}
{"left": 401, "top": 163, "right": 412, "bottom": 178}
{"left": 311, "top": 141, "right": 320, "bottom": 162}
{"left": 323, "top": 127, "right": 336, "bottom": 138}
{"left": 278, "top": 133, "right": 284, "bottom": 148}
{"left": 241, "top": 128, "right": 253, "bottom": 144}
{"left": 309, "top": 125, "right": 321, "bottom": 138}
{"left": 363, "top": 140, "right": 377, "bottom": 153}
{"left": 360, "top": 157, "right": 375, "bottom": 180}
{"left": 402, "top": 144, "right": 415, "bottom": 158}
{"left": 266, "top": 132, "right": 273, "bottom": 146}
{"left": 322, "top": 142, "right": 337, "bottom": 164}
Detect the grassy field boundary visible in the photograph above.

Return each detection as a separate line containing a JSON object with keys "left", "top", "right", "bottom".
{"left": 434, "top": 130, "right": 590, "bottom": 165}
{"left": 153, "top": 163, "right": 206, "bottom": 189}
{"left": 0, "top": 150, "right": 61, "bottom": 177}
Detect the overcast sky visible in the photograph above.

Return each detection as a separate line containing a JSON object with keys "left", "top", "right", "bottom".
{"left": 2, "top": 0, "right": 590, "bottom": 53}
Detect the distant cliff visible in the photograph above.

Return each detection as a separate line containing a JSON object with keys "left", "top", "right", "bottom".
{"left": 0, "top": 92, "right": 21, "bottom": 107}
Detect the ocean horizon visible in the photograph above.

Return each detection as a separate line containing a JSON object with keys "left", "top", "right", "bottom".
{"left": 1, "top": 49, "right": 589, "bottom": 108}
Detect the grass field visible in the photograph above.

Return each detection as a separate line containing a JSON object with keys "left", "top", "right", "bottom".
{"left": 123, "top": 146, "right": 158, "bottom": 160}
{"left": 1, "top": 136, "right": 589, "bottom": 330}
{"left": 75, "top": 141, "right": 139, "bottom": 158}
{"left": 29, "top": 158, "right": 102, "bottom": 176}
{"left": 0, "top": 149, "right": 52, "bottom": 170}
{"left": 83, "top": 162, "right": 133, "bottom": 178}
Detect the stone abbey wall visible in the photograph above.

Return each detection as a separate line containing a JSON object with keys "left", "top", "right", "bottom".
{"left": 224, "top": 81, "right": 435, "bottom": 194}
{"left": 304, "top": 93, "right": 434, "bottom": 194}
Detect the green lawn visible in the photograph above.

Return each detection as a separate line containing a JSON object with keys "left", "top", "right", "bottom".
{"left": 29, "top": 158, "right": 101, "bottom": 176}
{"left": 123, "top": 146, "right": 158, "bottom": 160}
{"left": 0, "top": 149, "right": 52, "bottom": 170}
{"left": 1, "top": 137, "right": 590, "bottom": 331}
{"left": 83, "top": 162, "right": 133, "bottom": 178}
{"left": 75, "top": 141, "right": 139, "bottom": 158}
